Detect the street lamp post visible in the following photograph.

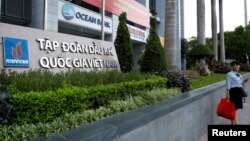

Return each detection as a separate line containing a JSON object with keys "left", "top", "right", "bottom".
{"left": 244, "top": 0, "right": 248, "bottom": 26}
{"left": 101, "top": 0, "right": 105, "bottom": 40}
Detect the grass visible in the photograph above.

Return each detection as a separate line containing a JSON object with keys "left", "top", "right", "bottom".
{"left": 190, "top": 71, "right": 249, "bottom": 90}
{"left": 0, "top": 69, "right": 157, "bottom": 93}
{"left": 190, "top": 73, "right": 226, "bottom": 90}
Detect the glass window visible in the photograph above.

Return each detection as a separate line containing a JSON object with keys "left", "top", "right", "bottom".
{"left": 149, "top": 0, "right": 156, "bottom": 11}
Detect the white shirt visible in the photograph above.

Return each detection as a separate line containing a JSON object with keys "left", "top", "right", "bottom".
{"left": 226, "top": 71, "right": 243, "bottom": 89}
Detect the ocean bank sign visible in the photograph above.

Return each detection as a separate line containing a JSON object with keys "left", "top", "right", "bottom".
{"left": 3, "top": 37, "right": 29, "bottom": 67}
{"left": 58, "top": 0, "right": 112, "bottom": 34}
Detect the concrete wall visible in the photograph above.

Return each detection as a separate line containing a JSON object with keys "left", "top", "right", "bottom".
{"left": 114, "top": 82, "right": 225, "bottom": 141}
{"left": 0, "top": 22, "right": 120, "bottom": 72}
{"left": 36, "top": 74, "right": 250, "bottom": 141}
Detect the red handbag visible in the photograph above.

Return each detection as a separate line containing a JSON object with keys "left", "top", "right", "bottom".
{"left": 216, "top": 98, "right": 236, "bottom": 120}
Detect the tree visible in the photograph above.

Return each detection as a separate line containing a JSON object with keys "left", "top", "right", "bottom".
{"left": 219, "top": 0, "right": 225, "bottom": 62}
{"left": 114, "top": 12, "right": 133, "bottom": 72}
{"left": 140, "top": 10, "right": 167, "bottom": 72}
{"left": 224, "top": 25, "right": 250, "bottom": 63}
{"left": 189, "top": 44, "right": 213, "bottom": 59}
{"left": 165, "top": 0, "right": 177, "bottom": 71}
{"left": 181, "top": 39, "right": 189, "bottom": 70}
{"left": 211, "top": 0, "right": 218, "bottom": 60}
{"left": 197, "top": 0, "right": 206, "bottom": 45}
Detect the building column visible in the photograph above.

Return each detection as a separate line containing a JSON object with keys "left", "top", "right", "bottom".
{"left": 45, "top": 0, "right": 58, "bottom": 31}
{"left": 112, "top": 14, "right": 119, "bottom": 43}
{"left": 29, "top": 0, "right": 58, "bottom": 32}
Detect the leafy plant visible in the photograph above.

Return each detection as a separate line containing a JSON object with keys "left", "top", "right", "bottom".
{"left": 152, "top": 71, "right": 190, "bottom": 93}
{"left": 0, "top": 69, "right": 156, "bottom": 93}
{"left": 240, "top": 64, "right": 250, "bottom": 72}
{"left": 114, "top": 12, "right": 133, "bottom": 72}
{"left": 0, "top": 84, "right": 13, "bottom": 124}
{"left": 165, "top": 71, "right": 190, "bottom": 93}
{"left": 0, "top": 88, "right": 180, "bottom": 141}
{"left": 188, "top": 44, "right": 213, "bottom": 59}
{"left": 181, "top": 39, "right": 189, "bottom": 60}
{"left": 139, "top": 10, "right": 167, "bottom": 72}
{"left": 224, "top": 25, "right": 250, "bottom": 63}
{"left": 12, "top": 77, "right": 165, "bottom": 123}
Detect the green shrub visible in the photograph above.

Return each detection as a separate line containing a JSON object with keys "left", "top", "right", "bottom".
{"left": 12, "top": 77, "right": 165, "bottom": 123}
{"left": 165, "top": 72, "right": 190, "bottom": 93}
{"left": 240, "top": 64, "right": 250, "bottom": 72}
{"left": 152, "top": 71, "right": 190, "bottom": 93}
{"left": 208, "top": 60, "right": 230, "bottom": 73}
{"left": 188, "top": 44, "right": 213, "bottom": 59}
{"left": 114, "top": 12, "right": 133, "bottom": 72}
{"left": 80, "top": 77, "right": 166, "bottom": 109}
{"left": 1, "top": 88, "right": 180, "bottom": 141}
{"left": 0, "top": 82, "right": 13, "bottom": 125}
{"left": 13, "top": 87, "right": 88, "bottom": 123}
{"left": 139, "top": 10, "right": 167, "bottom": 72}
{"left": 0, "top": 69, "right": 156, "bottom": 93}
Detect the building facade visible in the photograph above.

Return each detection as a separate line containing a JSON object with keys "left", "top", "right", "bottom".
{"left": 0, "top": 0, "right": 184, "bottom": 71}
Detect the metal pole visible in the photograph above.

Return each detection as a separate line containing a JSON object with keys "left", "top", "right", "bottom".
{"left": 44, "top": 0, "right": 48, "bottom": 30}
{"left": 0, "top": 0, "right": 2, "bottom": 21}
{"left": 101, "top": 0, "right": 105, "bottom": 40}
{"left": 244, "top": 0, "right": 248, "bottom": 26}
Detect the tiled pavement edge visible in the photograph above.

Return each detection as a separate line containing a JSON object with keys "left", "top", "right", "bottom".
{"left": 199, "top": 78, "right": 250, "bottom": 141}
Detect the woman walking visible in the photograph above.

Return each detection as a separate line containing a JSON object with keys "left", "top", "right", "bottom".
{"left": 226, "top": 60, "right": 249, "bottom": 125}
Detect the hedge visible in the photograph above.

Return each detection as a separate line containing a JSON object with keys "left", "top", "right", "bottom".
{"left": 1, "top": 88, "right": 180, "bottom": 141}
{"left": 12, "top": 77, "right": 166, "bottom": 123}
{"left": 0, "top": 69, "right": 156, "bottom": 93}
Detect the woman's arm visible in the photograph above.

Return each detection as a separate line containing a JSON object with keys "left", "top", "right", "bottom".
{"left": 226, "top": 89, "right": 230, "bottom": 99}
{"left": 243, "top": 77, "right": 249, "bottom": 85}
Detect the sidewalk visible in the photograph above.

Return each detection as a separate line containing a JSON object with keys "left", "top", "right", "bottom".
{"left": 199, "top": 81, "right": 250, "bottom": 141}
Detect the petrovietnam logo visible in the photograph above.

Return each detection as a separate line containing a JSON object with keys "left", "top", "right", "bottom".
{"left": 3, "top": 37, "right": 29, "bottom": 67}
{"left": 12, "top": 42, "right": 22, "bottom": 59}
{"left": 62, "top": 3, "right": 75, "bottom": 20}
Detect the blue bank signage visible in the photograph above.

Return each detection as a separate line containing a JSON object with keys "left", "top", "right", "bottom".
{"left": 3, "top": 37, "right": 29, "bottom": 67}
{"left": 58, "top": 0, "right": 112, "bottom": 34}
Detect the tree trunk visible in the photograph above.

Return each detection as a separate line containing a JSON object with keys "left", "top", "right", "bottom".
{"left": 165, "top": 0, "right": 177, "bottom": 71}
{"left": 219, "top": 0, "right": 225, "bottom": 62}
{"left": 197, "top": 0, "right": 206, "bottom": 45}
{"left": 211, "top": 0, "right": 218, "bottom": 60}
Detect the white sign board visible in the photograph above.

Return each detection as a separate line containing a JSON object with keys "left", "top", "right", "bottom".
{"left": 58, "top": 0, "right": 113, "bottom": 34}
{"left": 0, "top": 22, "right": 120, "bottom": 73}
{"left": 127, "top": 24, "right": 147, "bottom": 43}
